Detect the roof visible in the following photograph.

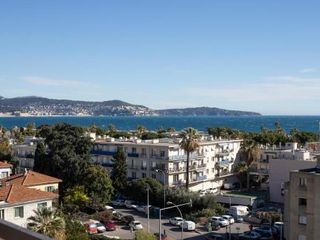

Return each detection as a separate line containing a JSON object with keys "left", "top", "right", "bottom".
{"left": 0, "top": 161, "right": 13, "bottom": 169}
{"left": 2, "top": 170, "right": 62, "bottom": 187}
{"left": 0, "top": 184, "right": 58, "bottom": 204}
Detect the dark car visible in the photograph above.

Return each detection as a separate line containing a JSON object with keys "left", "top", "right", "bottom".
{"left": 121, "top": 215, "right": 135, "bottom": 225}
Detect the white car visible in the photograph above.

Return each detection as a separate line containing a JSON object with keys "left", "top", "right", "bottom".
{"left": 180, "top": 220, "right": 196, "bottom": 231}
{"left": 91, "top": 220, "right": 106, "bottom": 233}
{"left": 206, "top": 188, "right": 218, "bottom": 194}
{"left": 209, "top": 216, "right": 229, "bottom": 227}
{"left": 199, "top": 189, "right": 207, "bottom": 196}
{"left": 221, "top": 215, "right": 235, "bottom": 224}
{"left": 105, "top": 205, "right": 117, "bottom": 214}
{"left": 169, "top": 217, "right": 184, "bottom": 226}
{"left": 129, "top": 220, "right": 143, "bottom": 230}
{"left": 124, "top": 200, "right": 136, "bottom": 208}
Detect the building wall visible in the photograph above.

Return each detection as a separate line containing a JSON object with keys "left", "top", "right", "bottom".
{"left": 0, "top": 168, "right": 12, "bottom": 179}
{"left": 28, "top": 183, "right": 59, "bottom": 192}
{"left": 269, "top": 159, "right": 316, "bottom": 203}
{"left": 0, "top": 200, "right": 53, "bottom": 228}
{"left": 91, "top": 138, "right": 242, "bottom": 191}
{"left": 284, "top": 170, "right": 320, "bottom": 240}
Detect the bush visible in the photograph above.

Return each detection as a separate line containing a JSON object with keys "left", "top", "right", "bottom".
{"left": 185, "top": 207, "right": 224, "bottom": 223}
{"left": 92, "top": 210, "right": 113, "bottom": 222}
{"left": 135, "top": 230, "right": 156, "bottom": 240}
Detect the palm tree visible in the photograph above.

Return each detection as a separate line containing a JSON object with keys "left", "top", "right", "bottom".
{"left": 234, "top": 162, "right": 248, "bottom": 190}
{"left": 27, "top": 207, "right": 65, "bottom": 239}
{"left": 240, "top": 138, "right": 260, "bottom": 166}
{"left": 179, "top": 128, "right": 200, "bottom": 190}
{"left": 136, "top": 125, "right": 146, "bottom": 137}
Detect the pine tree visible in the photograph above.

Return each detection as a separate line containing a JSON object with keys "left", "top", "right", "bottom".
{"left": 33, "top": 142, "right": 47, "bottom": 173}
{"left": 111, "top": 148, "right": 127, "bottom": 193}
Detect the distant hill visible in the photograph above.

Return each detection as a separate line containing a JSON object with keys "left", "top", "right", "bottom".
{"left": 155, "top": 107, "right": 261, "bottom": 116}
{"left": 0, "top": 96, "right": 261, "bottom": 116}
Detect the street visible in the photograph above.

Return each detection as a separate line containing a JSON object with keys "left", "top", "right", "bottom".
{"left": 100, "top": 207, "right": 252, "bottom": 240}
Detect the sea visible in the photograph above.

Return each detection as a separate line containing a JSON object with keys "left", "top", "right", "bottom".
{"left": 0, "top": 116, "right": 319, "bottom": 133}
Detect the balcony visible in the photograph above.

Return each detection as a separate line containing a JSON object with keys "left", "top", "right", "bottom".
{"left": 192, "top": 175, "right": 207, "bottom": 182}
{"left": 91, "top": 150, "right": 116, "bottom": 156}
{"left": 169, "top": 153, "right": 204, "bottom": 162}
{"left": 150, "top": 155, "right": 167, "bottom": 160}
{"left": 128, "top": 165, "right": 140, "bottom": 170}
{"left": 100, "top": 163, "right": 114, "bottom": 168}
{"left": 168, "top": 167, "right": 186, "bottom": 173}
{"left": 141, "top": 166, "right": 147, "bottom": 171}
{"left": 128, "top": 153, "right": 139, "bottom": 158}
{"left": 216, "top": 160, "right": 230, "bottom": 168}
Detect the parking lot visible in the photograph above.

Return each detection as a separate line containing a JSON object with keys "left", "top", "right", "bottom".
{"left": 98, "top": 206, "right": 252, "bottom": 240}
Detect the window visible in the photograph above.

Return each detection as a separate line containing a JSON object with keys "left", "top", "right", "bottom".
{"left": 45, "top": 186, "right": 55, "bottom": 192}
{"left": 0, "top": 209, "right": 4, "bottom": 220}
{"left": 298, "top": 215, "right": 307, "bottom": 225}
{"left": 37, "top": 202, "right": 47, "bottom": 209}
{"left": 132, "top": 172, "right": 136, "bottom": 178}
{"left": 132, "top": 148, "right": 136, "bottom": 153}
{"left": 298, "top": 235, "right": 306, "bottom": 240}
{"left": 151, "top": 174, "right": 156, "bottom": 179}
{"left": 1, "top": 172, "right": 9, "bottom": 178}
{"left": 160, "top": 151, "right": 165, "bottom": 157}
{"left": 142, "top": 173, "right": 146, "bottom": 178}
{"left": 173, "top": 174, "right": 179, "bottom": 183}
{"left": 14, "top": 206, "right": 24, "bottom": 218}
{"left": 299, "top": 198, "right": 307, "bottom": 207}
{"left": 299, "top": 177, "right": 307, "bottom": 186}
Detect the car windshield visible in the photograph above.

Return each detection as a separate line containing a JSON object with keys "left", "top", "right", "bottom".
{"left": 96, "top": 223, "right": 103, "bottom": 227}
{"left": 134, "top": 222, "right": 141, "bottom": 225}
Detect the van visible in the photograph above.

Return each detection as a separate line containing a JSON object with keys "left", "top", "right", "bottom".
{"left": 180, "top": 221, "right": 196, "bottom": 231}
{"left": 229, "top": 205, "right": 249, "bottom": 218}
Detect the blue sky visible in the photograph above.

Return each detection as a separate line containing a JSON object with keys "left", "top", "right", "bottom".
{"left": 1, "top": 0, "right": 320, "bottom": 115}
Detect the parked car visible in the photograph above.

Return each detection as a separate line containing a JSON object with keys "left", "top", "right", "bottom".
{"left": 221, "top": 215, "right": 235, "bottom": 224}
{"left": 91, "top": 220, "right": 106, "bottom": 233}
{"left": 273, "top": 221, "right": 284, "bottom": 233}
{"left": 206, "top": 221, "right": 221, "bottom": 231}
{"left": 129, "top": 220, "right": 143, "bottom": 230}
{"left": 239, "top": 231, "right": 261, "bottom": 239}
{"left": 121, "top": 215, "right": 135, "bottom": 225}
{"left": 111, "top": 199, "right": 125, "bottom": 207}
{"left": 223, "top": 183, "right": 235, "bottom": 190}
{"left": 102, "top": 220, "right": 116, "bottom": 231}
{"left": 105, "top": 205, "right": 117, "bottom": 214}
{"left": 180, "top": 221, "right": 196, "bottom": 231}
{"left": 125, "top": 200, "right": 136, "bottom": 208}
{"left": 154, "top": 233, "right": 168, "bottom": 240}
{"left": 209, "top": 216, "right": 229, "bottom": 227}
{"left": 253, "top": 229, "right": 273, "bottom": 240}
{"left": 206, "top": 187, "right": 218, "bottom": 194}
{"left": 199, "top": 189, "right": 207, "bottom": 196}
{"left": 84, "top": 222, "right": 98, "bottom": 234}
{"left": 169, "top": 217, "right": 184, "bottom": 226}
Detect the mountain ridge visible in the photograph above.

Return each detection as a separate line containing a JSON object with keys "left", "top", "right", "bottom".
{"left": 0, "top": 96, "right": 261, "bottom": 116}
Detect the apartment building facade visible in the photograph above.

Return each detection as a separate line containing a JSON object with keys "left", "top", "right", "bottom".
{"left": 284, "top": 162, "right": 320, "bottom": 240}
{"left": 0, "top": 161, "right": 12, "bottom": 179}
{"left": 91, "top": 136, "right": 242, "bottom": 191}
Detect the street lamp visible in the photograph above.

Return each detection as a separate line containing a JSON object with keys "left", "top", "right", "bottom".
{"left": 155, "top": 169, "right": 166, "bottom": 208}
{"left": 158, "top": 200, "right": 192, "bottom": 240}
{"left": 167, "top": 201, "right": 184, "bottom": 240}
{"left": 146, "top": 186, "right": 150, "bottom": 233}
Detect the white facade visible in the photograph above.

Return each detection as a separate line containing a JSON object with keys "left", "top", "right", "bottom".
{"left": 0, "top": 167, "right": 12, "bottom": 179}
{"left": 11, "top": 144, "right": 36, "bottom": 169}
{"left": 0, "top": 200, "right": 53, "bottom": 228}
{"left": 91, "top": 136, "right": 242, "bottom": 191}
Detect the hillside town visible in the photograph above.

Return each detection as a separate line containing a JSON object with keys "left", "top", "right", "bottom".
{"left": 0, "top": 123, "right": 320, "bottom": 239}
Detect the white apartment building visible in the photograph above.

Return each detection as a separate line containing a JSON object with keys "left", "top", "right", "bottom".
{"left": 249, "top": 142, "right": 317, "bottom": 203}
{"left": 0, "top": 161, "right": 12, "bottom": 179}
{"left": 91, "top": 136, "right": 242, "bottom": 191}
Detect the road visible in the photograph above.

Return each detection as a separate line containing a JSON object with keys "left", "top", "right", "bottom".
{"left": 101, "top": 206, "right": 252, "bottom": 240}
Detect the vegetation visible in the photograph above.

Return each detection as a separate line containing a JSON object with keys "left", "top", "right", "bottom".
{"left": 65, "top": 217, "right": 88, "bottom": 240}
{"left": 135, "top": 230, "right": 156, "bottom": 240}
{"left": 27, "top": 207, "right": 65, "bottom": 240}
{"left": 179, "top": 128, "right": 200, "bottom": 190}
{"left": 234, "top": 162, "right": 248, "bottom": 190}
{"left": 63, "top": 185, "right": 89, "bottom": 213}
{"left": 111, "top": 148, "right": 128, "bottom": 193}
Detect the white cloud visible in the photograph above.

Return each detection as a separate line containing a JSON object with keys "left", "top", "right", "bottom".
{"left": 299, "top": 68, "right": 318, "bottom": 73}
{"left": 21, "top": 76, "right": 85, "bottom": 86}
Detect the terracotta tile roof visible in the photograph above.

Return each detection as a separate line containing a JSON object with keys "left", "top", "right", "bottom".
{"left": 0, "top": 184, "right": 58, "bottom": 204}
{"left": 0, "top": 161, "right": 13, "bottom": 168}
{"left": 2, "top": 170, "right": 62, "bottom": 187}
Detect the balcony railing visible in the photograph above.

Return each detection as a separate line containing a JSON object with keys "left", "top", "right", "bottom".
{"left": 91, "top": 150, "right": 116, "bottom": 156}
{"left": 168, "top": 167, "right": 186, "bottom": 173}
{"left": 192, "top": 175, "right": 207, "bottom": 182}
{"left": 141, "top": 166, "right": 147, "bottom": 170}
{"left": 169, "top": 153, "right": 204, "bottom": 161}
{"left": 216, "top": 160, "right": 230, "bottom": 168}
{"left": 128, "top": 165, "right": 140, "bottom": 170}
{"left": 128, "top": 153, "right": 139, "bottom": 158}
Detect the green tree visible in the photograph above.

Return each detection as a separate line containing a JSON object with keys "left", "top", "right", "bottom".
{"left": 136, "top": 125, "right": 146, "bottom": 137}
{"left": 84, "top": 165, "right": 114, "bottom": 209}
{"left": 111, "top": 148, "right": 127, "bottom": 193}
{"left": 33, "top": 142, "right": 47, "bottom": 173}
{"left": 107, "top": 124, "right": 117, "bottom": 136}
{"left": 240, "top": 138, "right": 260, "bottom": 166}
{"left": 27, "top": 207, "right": 65, "bottom": 239}
{"left": 234, "top": 162, "right": 248, "bottom": 190}
{"left": 65, "top": 217, "right": 88, "bottom": 240}
{"left": 135, "top": 230, "right": 156, "bottom": 240}
{"left": 179, "top": 128, "right": 200, "bottom": 190}
{"left": 63, "top": 185, "right": 89, "bottom": 213}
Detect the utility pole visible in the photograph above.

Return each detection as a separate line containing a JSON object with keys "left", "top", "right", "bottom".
{"left": 147, "top": 186, "right": 150, "bottom": 233}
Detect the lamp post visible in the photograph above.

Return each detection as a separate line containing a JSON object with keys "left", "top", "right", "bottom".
{"left": 158, "top": 200, "right": 192, "bottom": 240}
{"left": 167, "top": 201, "right": 184, "bottom": 240}
{"left": 147, "top": 186, "right": 150, "bottom": 233}
{"left": 155, "top": 169, "right": 166, "bottom": 208}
